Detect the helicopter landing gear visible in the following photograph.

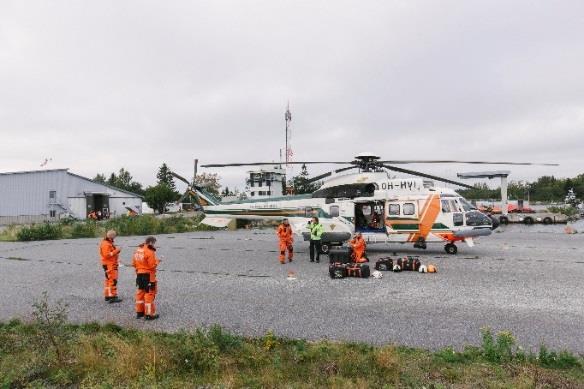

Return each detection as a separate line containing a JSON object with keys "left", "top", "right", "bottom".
{"left": 444, "top": 243, "right": 458, "bottom": 255}
{"left": 414, "top": 237, "right": 427, "bottom": 250}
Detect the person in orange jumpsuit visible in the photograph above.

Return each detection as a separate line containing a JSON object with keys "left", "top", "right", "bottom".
{"left": 276, "top": 218, "right": 294, "bottom": 264}
{"left": 349, "top": 232, "right": 367, "bottom": 263}
{"left": 132, "top": 236, "right": 160, "bottom": 320}
{"left": 99, "top": 230, "right": 122, "bottom": 303}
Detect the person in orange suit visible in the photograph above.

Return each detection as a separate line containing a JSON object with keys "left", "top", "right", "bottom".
{"left": 132, "top": 236, "right": 160, "bottom": 320}
{"left": 276, "top": 218, "right": 294, "bottom": 264}
{"left": 100, "top": 230, "right": 122, "bottom": 303}
{"left": 350, "top": 232, "right": 367, "bottom": 263}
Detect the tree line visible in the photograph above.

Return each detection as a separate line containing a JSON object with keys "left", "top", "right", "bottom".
{"left": 457, "top": 174, "right": 584, "bottom": 203}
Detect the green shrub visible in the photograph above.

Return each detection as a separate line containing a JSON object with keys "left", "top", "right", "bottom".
{"left": 480, "top": 328, "right": 516, "bottom": 363}
{"left": 171, "top": 329, "right": 220, "bottom": 374}
{"left": 69, "top": 221, "right": 98, "bottom": 238}
{"left": 17, "top": 223, "right": 63, "bottom": 241}
{"left": 207, "top": 324, "right": 242, "bottom": 352}
{"left": 538, "top": 345, "right": 581, "bottom": 369}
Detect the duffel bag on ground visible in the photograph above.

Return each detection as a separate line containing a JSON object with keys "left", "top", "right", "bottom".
{"left": 397, "top": 256, "right": 421, "bottom": 271}
{"left": 375, "top": 257, "right": 393, "bottom": 271}
{"left": 346, "top": 263, "right": 371, "bottom": 278}
{"left": 328, "top": 246, "right": 353, "bottom": 264}
{"left": 329, "top": 263, "right": 348, "bottom": 279}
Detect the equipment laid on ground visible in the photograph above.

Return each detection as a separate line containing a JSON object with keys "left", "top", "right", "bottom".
{"left": 328, "top": 246, "right": 353, "bottom": 264}
{"left": 419, "top": 265, "right": 428, "bottom": 273}
{"left": 329, "top": 263, "right": 348, "bottom": 279}
{"left": 375, "top": 257, "right": 394, "bottom": 271}
{"left": 427, "top": 264, "right": 438, "bottom": 273}
{"left": 393, "top": 264, "right": 402, "bottom": 272}
{"left": 397, "top": 256, "right": 421, "bottom": 271}
{"left": 372, "top": 270, "right": 383, "bottom": 279}
{"left": 346, "top": 263, "right": 371, "bottom": 278}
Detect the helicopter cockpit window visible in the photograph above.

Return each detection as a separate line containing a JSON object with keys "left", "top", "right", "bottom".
{"left": 441, "top": 200, "right": 451, "bottom": 213}
{"left": 388, "top": 204, "right": 400, "bottom": 216}
{"left": 449, "top": 200, "right": 460, "bottom": 212}
{"left": 403, "top": 203, "right": 416, "bottom": 216}
{"left": 459, "top": 198, "right": 476, "bottom": 212}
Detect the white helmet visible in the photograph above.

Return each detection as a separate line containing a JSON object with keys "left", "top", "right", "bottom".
{"left": 393, "top": 264, "right": 401, "bottom": 272}
{"left": 419, "top": 265, "right": 427, "bottom": 273}
{"left": 372, "top": 270, "right": 383, "bottom": 279}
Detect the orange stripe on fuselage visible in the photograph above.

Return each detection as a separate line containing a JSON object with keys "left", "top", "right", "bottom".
{"left": 410, "top": 194, "right": 441, "bottom": 242}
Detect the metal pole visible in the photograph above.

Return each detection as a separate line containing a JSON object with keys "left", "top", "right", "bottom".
{"left": 501, "top": 176, "right": 508, "bottom": 216}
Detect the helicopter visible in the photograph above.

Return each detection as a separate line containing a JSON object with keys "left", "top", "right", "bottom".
{"left": 172, "top": 153, "right": 557, "bottom": 255}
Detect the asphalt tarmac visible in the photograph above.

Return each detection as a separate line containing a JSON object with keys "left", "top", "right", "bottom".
{"left": 1, "top": 225, "right": 583, "bottom": 353}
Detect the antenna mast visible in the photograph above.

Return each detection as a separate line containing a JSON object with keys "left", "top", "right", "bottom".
{"left": 285, "top": 102, "right": 292, "bottom": 166}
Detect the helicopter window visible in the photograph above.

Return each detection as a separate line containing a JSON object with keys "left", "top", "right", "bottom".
{"left": 449, "top": 200, "right": 460, "bottom": 212}
{"left": 459, "top": 198, "right": 476, "bottom": 211}
{"left": 453, "top": 212, "right": 464, "bottom": 226}
{"left": 361, "top": 205, "right": 372, "bottom": 216}
{"left": 403, "top": 203, "right": 416, "bottom": 216}
{"left": 329, "top": 205, "right": 340, "bottom": 217}
{"left": 441, "top": 200, "right": 451, "bottom": 213}
{"left": 305, "top": 207, "right": 313, "bottom": 217}
{"left": 388, "top": 204, "right": 400, "bottom": 216}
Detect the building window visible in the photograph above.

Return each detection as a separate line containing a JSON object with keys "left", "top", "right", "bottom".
{"left": 49, "top": 210, "right": 56, "bottom": 218}
{"left": 267, "top": 191, "right": 271, "bottom": 196}
{"left": 49, "top": 191, "right": 56, "bottom": 202}
{"left": 403, "top": 203, "right": 416, "bottom": 215}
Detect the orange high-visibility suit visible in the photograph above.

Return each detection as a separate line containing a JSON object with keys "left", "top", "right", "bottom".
{"left": 276, "top": 223, "right": 294, "bottom": 263}
{"left": 350, "top": 235, "right": 367, "bottom": 263}
{"left": 100, "top": 238, "right": 121, "bottom": 300}
{"left": 132, "top": 244, "right": 159, "bottom": 317}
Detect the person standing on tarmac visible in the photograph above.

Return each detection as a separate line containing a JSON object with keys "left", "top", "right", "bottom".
{"left": 308, "top": 216, "right": 324, "bottom": 263}
{"left": 99, "top": 230, "right": 122, "bottom": 303}
{"left": 132, "top": 236, "right": 160, "bottom": 320}
{"left": 276, "top": 218, "right": 294, "bottom": 264}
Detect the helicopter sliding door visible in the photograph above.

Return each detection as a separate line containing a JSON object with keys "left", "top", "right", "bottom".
{"left": 354, "top": 201, "right": 385, "bottom": 233}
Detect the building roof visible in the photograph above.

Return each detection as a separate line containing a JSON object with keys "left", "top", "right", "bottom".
{"left": 0, "top": 168, "right": 143, "bottom": 198}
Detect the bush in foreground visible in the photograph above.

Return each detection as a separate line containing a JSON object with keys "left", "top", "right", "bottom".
{"left": 1, "top": 319, "right": 582, "bottom": 388}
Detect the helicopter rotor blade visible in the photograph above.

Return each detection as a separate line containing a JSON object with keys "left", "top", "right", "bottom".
{"left": 170, "top": 171, "right": 192, "bottom": 185}
{"left": 201, "top": 161, "right": 352, "bottom": 168}
{"left": 380, "top": 160, "right": 558, "bottom": 166}
{"left": 305, "top": 166, "right": 357, "bottom": 185}
{"left": 381, "top": 164, "right": 475, "bottom": 189}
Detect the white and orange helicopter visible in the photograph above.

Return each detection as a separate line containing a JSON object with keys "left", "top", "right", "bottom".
{"left": 171, "top": 153, "right": 556, "bottom": 255}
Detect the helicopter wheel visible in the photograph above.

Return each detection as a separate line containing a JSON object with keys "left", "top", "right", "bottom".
{"left": 320, "top": 244, "right": 330, "bottom": 255}
{"left": 444, "top": 243, "right": 458, "bottom": 255}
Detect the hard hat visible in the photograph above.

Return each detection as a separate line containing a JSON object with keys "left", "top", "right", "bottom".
{"left": 427, "top": 264, "right": 437, "bottom": 273}
{"left": 419, "top": 265, "right": 427, "bottom": 273}
{"left": 372, "top": 270, "right": 383, "bottom": 279}
{"left": 392, "top": 264, "right": 401, "bottom": 272}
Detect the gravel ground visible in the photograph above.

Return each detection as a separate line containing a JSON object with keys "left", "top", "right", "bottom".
{"left": 1, "top": 225, "right": 583, "bottom": 353}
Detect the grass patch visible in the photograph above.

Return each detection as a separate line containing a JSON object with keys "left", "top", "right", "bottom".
{"left": 0, "top": 214, "right": 219, "bottom": 242}
{"left": 1, "top": 316, "right": 582, "bottom": 388}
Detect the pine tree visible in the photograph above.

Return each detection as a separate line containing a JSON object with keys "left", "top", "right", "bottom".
{"left": 156, "top": 163, "right": 177, "bottom": 192}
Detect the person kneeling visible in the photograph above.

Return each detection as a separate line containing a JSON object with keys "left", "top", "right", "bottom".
{"left": 350, "top": 232, "right": 368, "bottom": 263}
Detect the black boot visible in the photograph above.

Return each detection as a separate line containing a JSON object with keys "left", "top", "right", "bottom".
{"left": 136, "top": 312, "right": 144, "bottom": 319}
{"left": 109, "top": 296, "right": 123, "bottom": 304}
{"left": 145, "top": 314, "right": 159, "bottom": 321}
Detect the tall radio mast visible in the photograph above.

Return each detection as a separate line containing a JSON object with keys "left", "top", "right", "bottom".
{"left": 285, "top": 102, "right": 292, "bottom": 166}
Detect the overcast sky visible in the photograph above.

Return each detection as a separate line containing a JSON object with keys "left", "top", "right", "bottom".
{"left": 1, "top": 0, "right": 583, "bottom": 191}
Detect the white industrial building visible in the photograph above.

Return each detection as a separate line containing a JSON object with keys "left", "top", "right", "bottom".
{"left": 244, "top": 165, "right": 285, "bottom": 198}
{"left": 0, "top": 169, "right": 142, "bottom": 225}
